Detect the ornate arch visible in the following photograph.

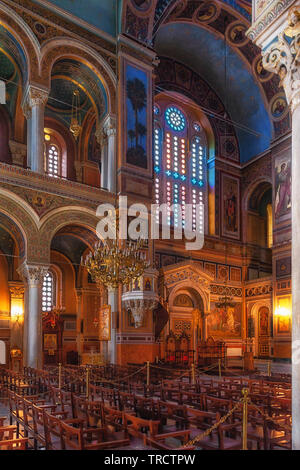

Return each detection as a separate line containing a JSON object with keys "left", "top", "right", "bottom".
{"left": 249, "top": 299, "right": 272, "bottom": 357}
{"left": 241, "top": 177, "right": 272, "bottom": 243}
{"left": 169, "top": 283, "right": 207, "bottom": 311}
{"left": 0, "top": 2, "right": 40, "bottom": 83}
{"left": 0, "top": 189, "right": 39, "bottom": 262}
{"left": 39, "top": 207, "right": 99, "bottom": 261}
{"left": 156, "top": 57, "right": 239, "bottom": 161}
{"left": 162, "top": 261, "right": 213, "bottom": 312}
{"left": 242, "top": 177, "right": 272, "bottom": 212}
{"left": 39, "top": 39, "right": 116, "bottom": 114}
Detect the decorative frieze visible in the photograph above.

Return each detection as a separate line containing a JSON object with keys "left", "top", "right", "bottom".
{"left": 245, "top": 284, "right": 273, "bottom": 297}
{"left": 210, "top": 285, "right": 243, "bottom": 297}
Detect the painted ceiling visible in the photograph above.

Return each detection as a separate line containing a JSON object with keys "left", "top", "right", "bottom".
{"left": 46, "top": 59, "right": 107, "bottom": 128}
{"left": 0, "top": 25, "right": 24, "bottom": 123}
{"left": 33, "top": 0, "right": 117, "bottom": 37}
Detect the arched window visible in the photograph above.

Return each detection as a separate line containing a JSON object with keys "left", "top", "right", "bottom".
{"left": 44, "top": 132, "right": 63, "bottom": 178}
{"left": 154, "top": 100, "right": 206, "bottom": 233}
{"left": 42, "top": 271, "right": 55, "bottom": 312}
{"left": 44, "top": 142, "right": 61, "bottom": 177}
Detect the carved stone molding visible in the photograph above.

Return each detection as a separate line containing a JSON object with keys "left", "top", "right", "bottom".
{"left": 95, "top": 125, "right": 107, "bottom": 147}
{"left": 9, "top": 140, "right": 27, "bottom": 166}
{"left": 261, "top": 7, "right": 300, "bottom": 113}
{"left": 164, "top": 269, "right": 210, "bottom": 289}
{"left": 247, "top": 0, "right": 295, "bottom": 41}
{"left": 9, "top": 282, "right": 24, "bottom": 299}
{"left": 18, "top": 262, "right": 49, "bottom": 287}
{"left": 74, "top": 161, "right": 83, "bottom": 183}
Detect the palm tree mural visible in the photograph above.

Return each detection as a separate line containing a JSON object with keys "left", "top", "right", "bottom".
{"left": 128, "top": 130, "right": 135, "bottom": 147}
{"left": 126, "top": 77, "right": 147, "bottom": 168}
{"left": 137, "top": 123, "right": 146, "bottom": 145}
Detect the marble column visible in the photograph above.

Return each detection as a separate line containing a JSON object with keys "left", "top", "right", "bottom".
{"left": 256, "top": 10, "right": 300, "bottom": 448}
{"left": 103, "top": 115, "right": 117, "bottom": 193}
{"left": 107, "top": 287, "right": 118, "bottom": 364}
{"left": 18, "top": 263, "right": 49, "bottom": 368}
{"left": 95, "top": 124, "right": 108, "bottom": 189}
{"left": 22, "top": 86, "right": 49, "bottom": 174}
{"left": 22, "top": 104, "right": 32, "bottom": 170}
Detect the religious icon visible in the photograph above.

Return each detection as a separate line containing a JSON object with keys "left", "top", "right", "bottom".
{"left": 278, "top": 316, "right": 290, "bottom": 333}
{"left": 255, "top": 58, "right": 271, "bottom": 81}
{"left": 222, "top": 174, "right": 240, "bottom": 239}
{"left": 197, "top": 3, "right": 216, "bottom": 22}
{"left": 229, "top": 25, "right": 246, "bottom": 44}
{"left": 207, "top": 303, "right": 242, "bottom": 338}
{"left": 275, "top": 160, "right": 291, "bottom": 218}
{"left": 99, "top": 305, "right": 111, "bottom": 341}
{"left": 225, "top": 185, "right": 237, "bottom": 232}
{"left": 271, "top": 97, "right": 287, "bottom": 119}
{"left": 44, "top": 334, "right": 57, "bottom": 350}
{"left": 259, "top": 307, "right": 269, "bottom": 336}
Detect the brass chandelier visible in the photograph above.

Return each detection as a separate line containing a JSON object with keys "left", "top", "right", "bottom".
{"left": 82, "top": 220, "right": 149, "bottom": 289}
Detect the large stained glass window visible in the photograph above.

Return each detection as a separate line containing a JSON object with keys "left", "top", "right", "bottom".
{"left": 154, "top": 101, "right": 206, "bottom": 232}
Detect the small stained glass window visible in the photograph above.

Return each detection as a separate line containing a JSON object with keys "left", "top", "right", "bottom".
{"left": 42, "top": 272, "right": 54, "bottom": 312}
{"left": 165, "top": 106, "right": 186, "bottom": 132}
{"left": 45, "top": 140, "right": 61, "bottom": 178}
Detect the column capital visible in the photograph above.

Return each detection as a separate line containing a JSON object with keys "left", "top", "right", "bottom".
{"left": 262, "top": 7, "right": 300, "bottom": 113}
{"left": 95, "top": 124, "right": 107, "bottom": 146}
{"left": 17, "top": 262, "right": 49, "bottom": 287}
{"left": 102, "top": 114, "right": 116, "bottom": 137}
{"left": 22, "top": 85, "right": 49, "bottom": 110}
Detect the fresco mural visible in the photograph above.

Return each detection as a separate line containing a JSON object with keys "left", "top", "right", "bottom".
{"left": 275, "top": 156, "right": 291, "bottom": 219}
{"left": 221, "top": 174, "right": 240, "bottom": 239}
{"left": 126, "top": 64, "right": 148, "bottom": 169}
{"left": 207, "top": 303, "right": 242, "bottom": 338}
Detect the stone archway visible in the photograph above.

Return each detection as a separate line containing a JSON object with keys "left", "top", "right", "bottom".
{"left": 38, "top": 207, "right": 99, "bottom": 263}
{"left": 0, "top": 189, "right": 39, "bottom": 263}
{"left": 162, "top": 261, "right": 213, "bottom": 359}
{"left": 39, "top": 39, "right": 116, "bottom": 114}
{"left": 249, "top": 300, "right": 272, "bottom": 358}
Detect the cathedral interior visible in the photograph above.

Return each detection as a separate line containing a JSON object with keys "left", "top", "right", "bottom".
{"left": 0, "top": 0, "right": 297, "bottom": 452}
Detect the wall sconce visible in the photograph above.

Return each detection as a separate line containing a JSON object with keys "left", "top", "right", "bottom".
{"left": 11, "top": 303, "right": 23, "bottom": 324}
{"left": 275, "top": 307, "right": 291, "bottom": 317}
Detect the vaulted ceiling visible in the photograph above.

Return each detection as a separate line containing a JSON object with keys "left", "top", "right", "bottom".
{"left": 19, "top": 1, "right": 289, "bottom": 163}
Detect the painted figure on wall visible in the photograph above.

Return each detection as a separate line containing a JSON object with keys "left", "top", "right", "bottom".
{"left": 259, "top": 306, "right": 269, "bottom": 336}
{"left": 207, "top": 303, "right": 241, "bottom": 338}
{"left": 126, "top": 65, "right": 148, "bottom": 169}
{"left": 225, "top": 186, "right": 237, "bottom": 231}
{"left": 275, "top": 161, "right": 291, "bottom": 218}
{"left": 223, "top": 174, "right": 239, "bottom": 237}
